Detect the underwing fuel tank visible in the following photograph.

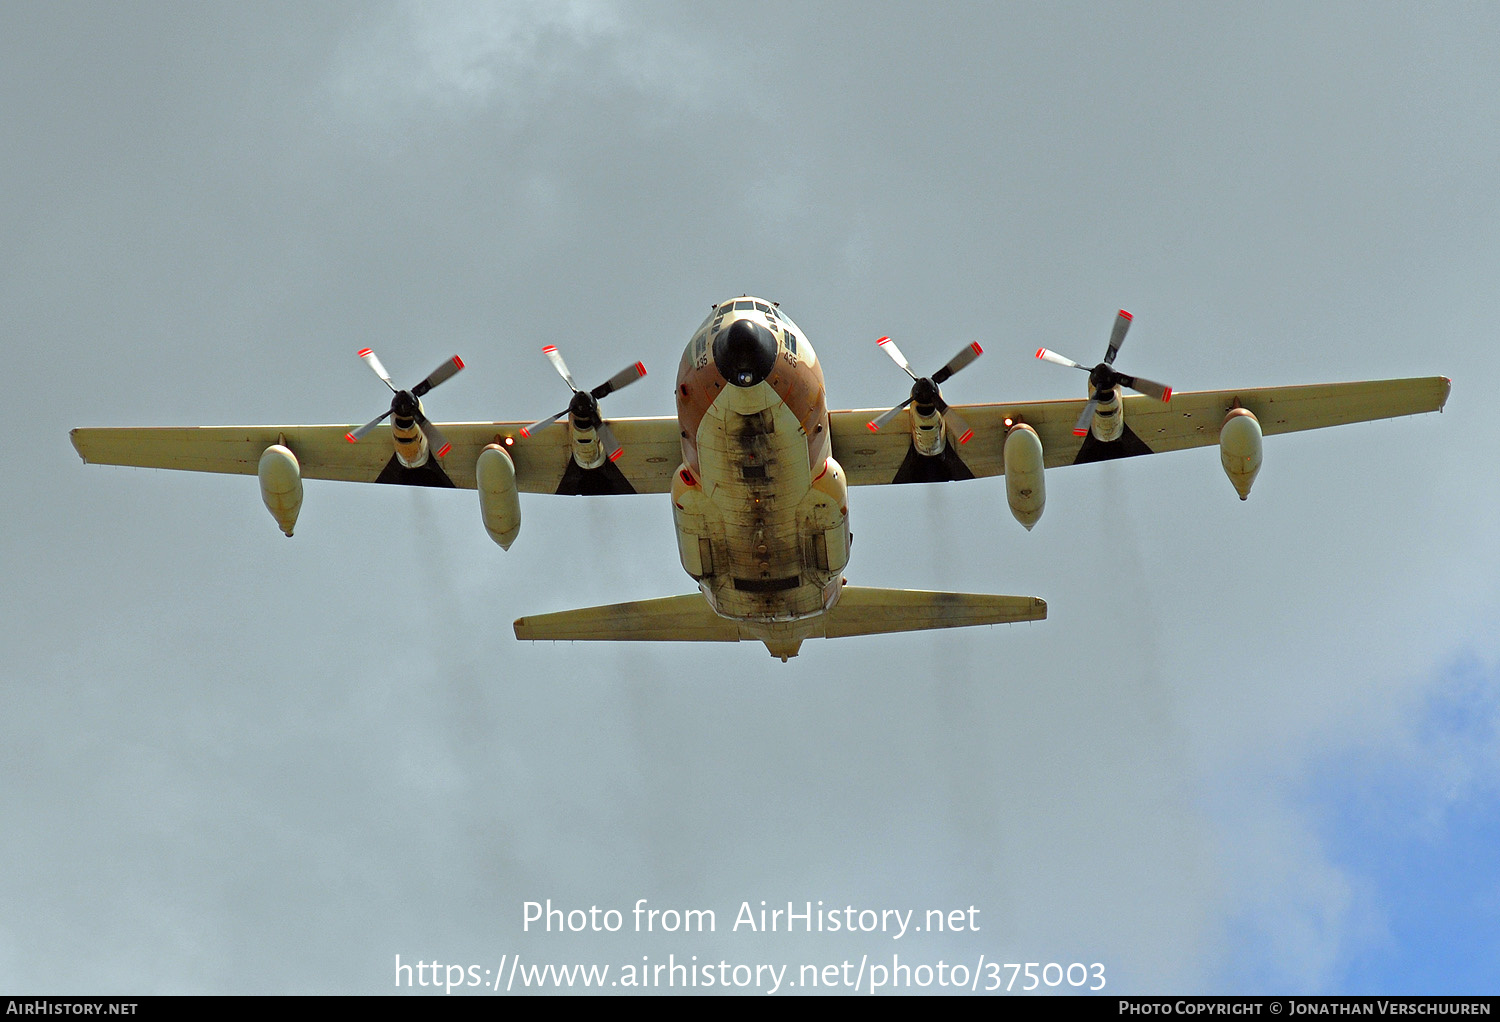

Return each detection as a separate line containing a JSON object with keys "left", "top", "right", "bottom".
{"left": 1219, "top": 407, "right": 1263, "bottom": 500}
{"left": 476, "top": 443, "right": 522, "bottom": 549}
{"left": 257, "top": 444, "right": 303, "bottom": 537}
{"left": 1003, "top": 423, "right": 1045, "bottom": 530}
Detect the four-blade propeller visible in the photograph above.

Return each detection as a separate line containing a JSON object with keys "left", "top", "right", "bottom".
{"left": 1035, "top": 310, "right": 1171, "bottom": 438}
{"left": 865, "top": 338, "right": 984, "bottom": 444}
{"left": 345, "top": 350, "right": 466, "bottom": 457}
{"left": 519, "top": 345, "right": 647, "bottom": 462}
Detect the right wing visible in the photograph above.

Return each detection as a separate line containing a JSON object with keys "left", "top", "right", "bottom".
{"left": 830, "top": 377, "right": 1450, "bottom": 485}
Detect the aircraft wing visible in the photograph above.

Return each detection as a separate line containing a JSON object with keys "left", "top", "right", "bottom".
{"left": 69, "top": 415, "right": 684, "bottom": 494}
{"left": 830, "top": 377, "right": 1451, "bottom": 485}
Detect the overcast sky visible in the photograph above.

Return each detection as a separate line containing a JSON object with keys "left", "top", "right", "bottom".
{"left": 3, "top": 1, "right": 1496, "bottom": 996}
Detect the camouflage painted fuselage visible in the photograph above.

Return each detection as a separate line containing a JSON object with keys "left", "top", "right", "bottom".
{"left": 672, "top": 298, "right": 851, "bottom": 634}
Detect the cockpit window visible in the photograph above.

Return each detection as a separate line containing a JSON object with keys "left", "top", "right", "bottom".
{"left": 754, "top": 301, "right": 770, "bottom": 314}
{"left": 734, "top": 300, "right": 753, "bottom": 311}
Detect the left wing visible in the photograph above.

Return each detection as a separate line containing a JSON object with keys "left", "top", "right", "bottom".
{"left": 831, "top": 377, "right": 1450, "bottom": 485}
{"left": 69, "top": 415, "right": 683, "bottom": 494}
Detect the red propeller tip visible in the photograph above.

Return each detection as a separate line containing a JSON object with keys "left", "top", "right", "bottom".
{"left": 1073, "top": 427, "right": 1089, "bottom": 437}
{"left": 1118, "top": 310, "right": 1133, "bottom": 320}
{"left": 609, "top": 447, "right": 624, "bottom": 462}
{"left": 344, "top": 432, "right": 357, "bottom": 443}
{"left": 866, "top": 421, "right": 880, "bottom": 432}
{"left": 635, "top": 361, "right": 647, "bottom": 377}
{"left": 357, "top": 348, "right": 372, "bottom": 358}
{"left": 542, "top": 345, "right": 556, "bottom": 354}
{"left": 1035, "top": 348, "right": 1047, "bottom": 359}
{"left": 876, "top": 337, "right": 891, "bottom": 346}
{"left": 519, "top": 427, "right": 531, "bottom": 438}
{"left": 436, "top": 443, "right": 451, "bottom": 458}
{"left": 1161, "top": 387, "right": 1172, "bottom": 402}
{"left": 452, "top": 356, "right": 464, "bottom": 369}
{"left": 970, "top": 342, "right": 982, "bottom": 355}
{"left": 958, "top": 429, "right": 974, "bottom": 444}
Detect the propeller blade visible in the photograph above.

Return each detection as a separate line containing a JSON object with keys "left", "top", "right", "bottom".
{"left": 866, "top": 398, "right": 914, "bottom": 432}
{"left": 1118, "top": 373, "right": 1172, "bottom": 403}
{"left": 416, "top": 415, "right": 452, "bottom": 458}
{"left": 543, "top": 345, "right": 578, "bottom": 392}
{"left": 1104, "top": 310, "right": 1132, "bottom": 365}
{"left": 346, "top": 408, "right": 393, "bottom": 443}
{"left": 943, "top": 404, "right": 975, "bottom": 445}
{"left": 413, "top": 355, "right": 464, "bottom": 397}
{"left": 1072, "top": 397, "right": 1099, "bottom": 438}
{"left": 1036, "top": 348, "right": 1089, "bottom": 371}
{"left": 932, "top": 342, "right": 983, "bottom": 385}
{"left": 592, "top": 361, "right": 648, "bottom": 400}
{"left": 358, "top": 348, "right": 396, "bottom": 392}
{"left": 598, "top": 421, "right": 625, "bottom": 463}
{"left": 520, "top": 409, "right": 568, "bottom": 438}
{"left": 876, "top": 337, "right": 916, "bottom": 380}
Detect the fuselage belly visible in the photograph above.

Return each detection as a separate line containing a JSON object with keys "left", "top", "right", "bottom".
{"left": 672, "top": 299, "right": 850, "bottom": 632}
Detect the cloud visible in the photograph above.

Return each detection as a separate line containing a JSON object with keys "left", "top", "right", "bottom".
{"left": 328, "top": 0, "right": 718, "bottom": 127}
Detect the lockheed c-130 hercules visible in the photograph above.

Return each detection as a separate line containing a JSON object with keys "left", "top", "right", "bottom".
{"left": 70, "top": 298, "right": 1449, "bottom": 660}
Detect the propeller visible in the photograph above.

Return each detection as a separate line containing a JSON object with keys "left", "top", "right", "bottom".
{"left": 865, "top": 338, "right": 984, "bottom": 444}
{"left": 519, "top": 345, "right": 647, "bottom": 462}
{"left": 1035, "top": 310, "right": 1172, "bottom": 438}
{"left": 345, "top": 349, "right": 465, "bottom": 457}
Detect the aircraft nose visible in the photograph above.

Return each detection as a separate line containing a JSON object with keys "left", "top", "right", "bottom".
{"left": 714, "top": 318, "right": 779, "bottom": 387}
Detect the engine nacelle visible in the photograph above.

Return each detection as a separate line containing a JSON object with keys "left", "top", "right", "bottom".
{"left": 911, "top": 405, "right": 945, "bottom": 456}
{"left": 258, "top": 444, "right": 303, "bottom": 537}
{"left": 1219, "top": 407, "right": 1263, "bottom": 500}
{"left": 1087, "top": 384, "right": 1124, "bottom": 442}
{"left": 476, "top": 443, "right": 522, "bottom": 549}
{"left": 392, "top": 401, "right": 431, "bottom": 468}
{"left": 1003, "top": 422, "right": 1045, "bottom": 530}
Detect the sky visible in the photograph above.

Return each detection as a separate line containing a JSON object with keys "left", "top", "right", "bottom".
{"left": 3, "top": 0, "right": 1497, "bottom": 996}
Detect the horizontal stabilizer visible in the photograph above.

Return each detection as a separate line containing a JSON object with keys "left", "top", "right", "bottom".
{"left": 514, "top": 594, "right": 742, "bottom": 643}
{"left": 514, "top": 587, "right": 1046, "bottom": 658}
{"left": 825, "top": 587, "right": 1046, "bottom": 636}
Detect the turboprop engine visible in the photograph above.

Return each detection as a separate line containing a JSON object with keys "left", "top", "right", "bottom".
{"left": 345, "top": 349, "right": 466, "bottom": 464}
{"left": 522, "top": 345, "right": 647, "bottom": 468}
{"left": 258, "top": 444, "right": 302, "bottom": 537}
{"left": 1219, "top": 407, "right": 1263, "bottom": 500}
{"left": 476, "top": 443, "right": 522, "bottom": 549}
{"left": 866, "top": 337, "right": 983, "bottom": 451}
{"left": 1003, "top": 422, "right": 1045, "bottom": 530}
{"left": 1036, "top": 309, "right": 1171, "bottom": 441}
